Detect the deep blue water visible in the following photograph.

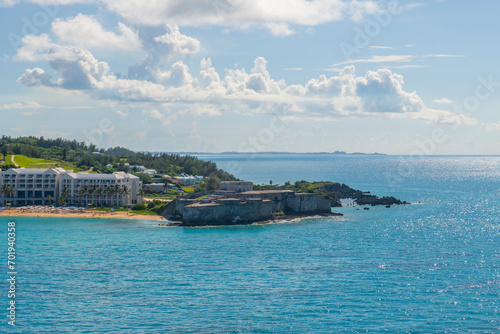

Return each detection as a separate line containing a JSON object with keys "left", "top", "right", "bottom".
{"left": 1, "top": 155, "right": 499, "bottom": 333}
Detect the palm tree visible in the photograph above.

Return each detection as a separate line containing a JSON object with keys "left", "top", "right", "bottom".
{"left": 95, "top": 187, "right": 103, "bottom": 207}
{"left": 137, "top": 188, "right": 144, "bottom": 204}
{"left": 1, "top": 184, "right": 14, "bottom": 207}
{"left": 113, "top": 184, "right": 120, "bottom": 207}
{"left": 45, "top": 194, "right": 53, "bottom": 205}
{"left": 81, "top": 185, "right": 89, "bottom": 206}
{"left": 58, "top": 187, "right": 70, "bottom": 206}
{"left": 121, "top": 185, "right": 129, "bottom": 206}
{"left": 103, "top": 186, "right": 111, "bottom": 207}
{"left": 76, "top": 189, "right": 85, "bottom": 206}
{"left": 89, "top": 185, "right": 97, "bottom": 207}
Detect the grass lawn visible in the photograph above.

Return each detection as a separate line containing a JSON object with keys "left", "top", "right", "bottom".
{"left": 10, "top": 155, "right": 74, "bottom": 169}
{"left": 181, "top": 186, "right": 194, "bottom": 193}
{"left": 130, "top": 209, "right": 161, "bottom": 216}
{"left": 90, "top": 207, "right": 130, "bottom": 212}
{"left": 143, "top": 193, "right": 177, "bottom": 200}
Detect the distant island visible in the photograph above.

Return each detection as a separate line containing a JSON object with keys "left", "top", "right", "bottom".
{"left": 332, "top": 150, "right": 387, "bottom": 156}
{"left": 154, "top": 151, "right": 387, "bottom": 156}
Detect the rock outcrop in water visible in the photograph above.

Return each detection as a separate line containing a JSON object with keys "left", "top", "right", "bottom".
{"left": 254, "top": 181, "right": 408, "bottom": 207}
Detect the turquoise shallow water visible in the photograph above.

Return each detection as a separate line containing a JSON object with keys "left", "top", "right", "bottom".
{"left": 1, "top": 155, "right": 499, "bottom": 333}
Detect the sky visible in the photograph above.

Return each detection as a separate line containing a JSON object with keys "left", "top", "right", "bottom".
{"left": 0, "top": 0, "right": 499, "bottom": 154}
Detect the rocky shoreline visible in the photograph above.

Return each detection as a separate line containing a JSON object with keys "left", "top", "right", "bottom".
{"left": 163, "top": 211, "right": 344, "bottom": 227}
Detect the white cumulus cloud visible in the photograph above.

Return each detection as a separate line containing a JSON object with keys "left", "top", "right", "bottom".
{"left": 434, "top": 98, "right": 453, "bottom": 104}
{"left": 102, "top": 0, "right": 380, "bottom": 35}
{"left": 15, "top": 35, "right": 476, "bottom": 127}
{"left": 154, "top": 24, "right": 201, "bottom": 56}
{"left": 52, "top": 14, "right": 142, "bottom": 51}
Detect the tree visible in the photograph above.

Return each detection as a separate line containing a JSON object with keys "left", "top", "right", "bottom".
{"left": 0, "top": 145, "right": 7, "bottom": 159}
{"left": 45, "top": 194, "right": 53, "bottom": 205}
{"left": 95, "top": 187, "right": 103, "bottom": 207}
{"left": 58, "top": 187, "right": 69, "bottom": 206}
{"left": 113, "top": 184, "right": 120, "bottom": 207}
{"left": 81, "top": 185, "right": 89, "bottom": 206}
{"left": 89, "top": 185, "right": 97, "bottom": 207}
{"left": 76, "top": 189, "right": 85, "bottom": 206}
{"left": 121, "top": 185, "right": 129, "bottom": 206}
{"left": 205, "top": 173, "right": 220, "bottom": 191}
{"left": 269, "top": 180, "right": 273, "bottom": 185}
{"left": 137, "top": 188, "right": 144, "bottom": 204}
{"left": 1, "top": 184, "right": 14, "bottom": 206}
{"left": 105, "top": 186, "right": 114, "bottom": 207}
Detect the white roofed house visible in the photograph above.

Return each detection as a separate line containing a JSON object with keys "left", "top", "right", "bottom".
{"left": 59, "top": 171, "right": 141, "bottom": 207}
{"left": 0, "top": 167, "right": 66, "bottom": 206}
{"left": 144, "top": 169, "right": 158, "bottom": 176}
{"left": 129, "top": 165, "right": 146, "bottom": 172}
{"left": 175, "top": 175, "right": 199, "bottom": 185}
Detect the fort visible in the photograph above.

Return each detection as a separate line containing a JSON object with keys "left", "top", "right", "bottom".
{"left": 162, "top": 182, "right": 336, "bottom": 226}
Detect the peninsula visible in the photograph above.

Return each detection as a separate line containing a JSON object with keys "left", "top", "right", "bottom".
{"left": 1, "top": 136, "right": 407, "bottom": 226}
{"left": 162, "top": 181, "right": 407, "bottom": 226}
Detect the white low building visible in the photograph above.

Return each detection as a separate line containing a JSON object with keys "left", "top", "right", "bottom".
{"left": 144, "top": 169, "right": 158, "bottom": 176}
{"left": 145, "top": 183, "right": 167, "bottom": 193}
{"left": 219, "top": 181, "right": 254, "bottom": 193}
{"left": 177, "top": 176, "right": 196, "bottom": 185}
{"left": 129, "top": 165, "right": 146, "bottom": 172}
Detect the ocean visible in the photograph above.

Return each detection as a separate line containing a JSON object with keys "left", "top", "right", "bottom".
{"left": 1, "top": 155, "right": 499, "bottom": 333}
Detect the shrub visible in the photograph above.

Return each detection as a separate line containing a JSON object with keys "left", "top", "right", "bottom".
{"left": 150, "top": 203, "right": 169, "bottom": 214}
{"left": 131, "top": 203, "right": 146, "bottom": 211}
{"left": 147, "top": 199, "right": 163, "bottom": 209}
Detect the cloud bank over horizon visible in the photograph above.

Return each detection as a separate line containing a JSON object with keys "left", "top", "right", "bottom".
{"left": 14, "top": 18, "right": 475, "bottom": 127}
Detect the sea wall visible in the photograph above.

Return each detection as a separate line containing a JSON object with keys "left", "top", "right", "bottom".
{"left": 286, "top": 193, "right": 332, "bottom": 213}
{"left": 162, "top": 198, "right": 199, "bottom": 220}
{"left": 240, "top": 191, "right": 331, "bottom": 214}
{"left": 182, "top": 198, "right": 273, "bottom": 226}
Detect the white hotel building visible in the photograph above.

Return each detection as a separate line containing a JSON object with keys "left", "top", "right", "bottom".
{"left": 60, "top": 171, "right": 141, "bottom": 206}
{"left": 0, "top": 168, "right": 141, "bottom": 206}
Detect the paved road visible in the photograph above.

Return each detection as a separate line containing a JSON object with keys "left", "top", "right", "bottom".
{"left": 11, "top": 155, "right": 19, "bottom": 167}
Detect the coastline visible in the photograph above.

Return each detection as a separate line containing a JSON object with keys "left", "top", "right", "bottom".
{"left": 0, "top": 209, "right": 165, "bottom": 221}
{"left": 165, "top": 212, "right": 344, "bottom": 227}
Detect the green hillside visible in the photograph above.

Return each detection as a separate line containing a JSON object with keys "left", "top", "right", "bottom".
{"left": 0, "top": 136, "right": 236, "bottom": 189}
{"left": 10, "top": 155, "right": 75, "bottom": 169}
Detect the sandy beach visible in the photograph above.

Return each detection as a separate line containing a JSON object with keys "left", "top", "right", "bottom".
{"left": 0, "top": 207, "right": 165, "bottom": 221}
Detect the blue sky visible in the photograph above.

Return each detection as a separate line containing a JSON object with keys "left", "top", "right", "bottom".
{"left": 0, "top": 0, "right": 499, "bottom": 154}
